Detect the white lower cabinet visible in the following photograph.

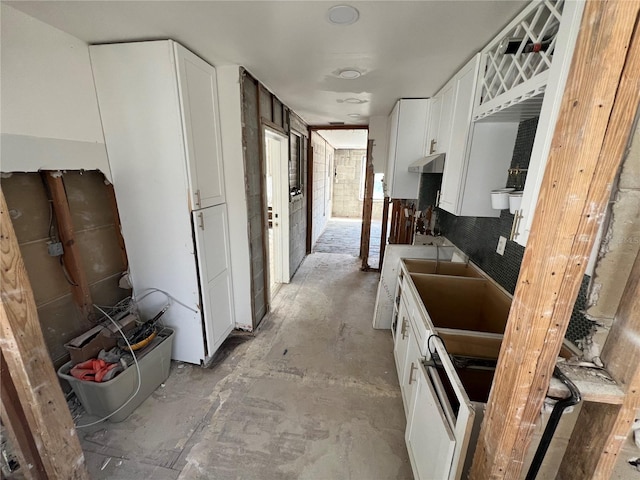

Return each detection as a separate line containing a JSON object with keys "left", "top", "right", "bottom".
{"left": 406, "top": 362, "right": 456, "bottom": 480}
{"left": 192, "top": 205, "right": 235, "bottom": 353}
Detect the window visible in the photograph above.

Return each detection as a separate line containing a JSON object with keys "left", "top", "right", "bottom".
{"left": 289, "top": 132, "right": 303, "bottom": 197}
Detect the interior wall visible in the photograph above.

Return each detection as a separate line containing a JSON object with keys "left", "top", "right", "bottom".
{"left": 289, "top": 114, "right": 309, "bottom": 277}
{"left": 241, "top": 74, "right": 269, "bottom": 327}
{"left": 0, "top": 5, "right": 111, "bottom": 179}
{"left": 1, "top": 171, "right": 129, "bottom": 369}
{"left": 369, "top": 115, "right": 389, "bottom": 175}
{"left": 311, "top": 132, "right": 334, "bottom": 245}
{"left": 332, "top": 149, "right": 383, "bottom": 220}
{"left": 240, "top": 70, "right": 310, "bottom": 327}
{"left": 436, "top": 117, "right": 594, "bottom": 343}
{"left": 214, "top": 65, "right": 253, "bottom": 330}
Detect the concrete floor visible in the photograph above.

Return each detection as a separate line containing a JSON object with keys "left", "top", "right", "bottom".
{"left": 313, "top": 218, "right": 383, "bottom": 267}
{"left": 78, "top": 253, "right": 412, "bottom": 479}
{"left": 72, "top": 251, "right": 640, "bottom": 479}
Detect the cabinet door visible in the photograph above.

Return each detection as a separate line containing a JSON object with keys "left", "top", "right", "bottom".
{"left": 193, "top": 205, "right": 235, "bottom": 355}
{"left": 406, "top": 362, "right": 456, "bottom": 480}
{"left": 437, "top": 82, "right": 454, "bottom": 158}
{"left": 427, "top": 94, "right": 442, "bottom": 155}
{"left": 393, "top": 299, "right": 411, "bottom": 383}
{"left": 175, "top": 43, "right": 226, "bottom": 209}
{"left": 439, "top": 55, "right": 479, "bottom": 213}
{"left": 400, "top": 333, "right": 421, "bottom": 416}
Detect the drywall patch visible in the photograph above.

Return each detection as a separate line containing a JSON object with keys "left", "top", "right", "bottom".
{"left": 0, "top": 134, "right": 111, "bottom": 181}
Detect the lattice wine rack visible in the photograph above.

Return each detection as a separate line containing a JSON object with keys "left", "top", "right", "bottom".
{"left": 474, "top": 0, "right": 565, "bottom": 120}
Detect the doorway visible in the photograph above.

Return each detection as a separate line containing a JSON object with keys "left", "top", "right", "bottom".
{"left": 264, "top": 128, "right": 290, "bottom": 299}
{"left": 308, "top": 128, "right": 384, "bottom": 267}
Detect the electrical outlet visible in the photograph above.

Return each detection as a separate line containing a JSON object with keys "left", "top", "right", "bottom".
{"left": 47, "top": 242, "right": 64, "bottom": 257}
{"left": 496, "top": 236, "right": 507, "bottom": 256}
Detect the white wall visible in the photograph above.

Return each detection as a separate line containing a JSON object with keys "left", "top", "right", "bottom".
{"left": 311, "top": 131, "right": 334, "bottom": 246}
{"left": 0, "top": 5, "right": 111, "bottom": 178}
{"left": 216, "top": 66, "right": 253, "bottom": 331}
{"left": 369, "top": 115, "right": 389, "bottom": 175}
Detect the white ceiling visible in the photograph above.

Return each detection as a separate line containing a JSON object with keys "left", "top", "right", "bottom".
{"left": 7, "top": 1, "right": 527, "bottom": 126}
{"left": 318, "top": 129, "right": 368, "bottom": 149}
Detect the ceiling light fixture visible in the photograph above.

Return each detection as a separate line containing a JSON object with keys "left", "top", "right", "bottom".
{"left": 338, "top": 69, "right": 362, "bottom": 79}
{"left": 344, "top": 98, "right": 367, "bottom": 104}
{"left": 327, "top": 5, "right": 360, "bottom": 25}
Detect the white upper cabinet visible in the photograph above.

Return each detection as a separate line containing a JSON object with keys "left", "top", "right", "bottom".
{"left": 174, "top": 43, "right": 226, "bottom": 209}
{"left": 384, "top": 98, "right": 431, "bottom": 199}
{"left": 436, "top": 54, "right": 518, "bottom": 218}
{"left": 438, "top": 55, "right": 480, "bottom": 212}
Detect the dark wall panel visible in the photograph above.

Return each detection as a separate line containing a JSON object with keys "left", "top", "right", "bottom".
{"left": 436, "top": 117, "right": 594, "bottom": 343}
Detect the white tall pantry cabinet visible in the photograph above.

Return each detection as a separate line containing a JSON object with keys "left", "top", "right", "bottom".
{"left": 90, "top": 40, "right": 235, "bottom": 364}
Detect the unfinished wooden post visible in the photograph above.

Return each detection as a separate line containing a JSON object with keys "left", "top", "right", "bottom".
{"left": 360, "top": 139, "right": 375, "bottom": 269}
{"left": 0, "top": 189, "right": 89, "bottom": 479}
{"left": 556, "top": 248, "right": 640, "bottom": 479}
{"left": 43, "top": 172, "right": 94, "bottom": 320}
{"left": 469, "top": 1, "right": 640, "bottom": 478}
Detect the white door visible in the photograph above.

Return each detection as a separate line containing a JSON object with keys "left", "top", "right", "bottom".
{"left": 406, "top": 362, "right": 457, "bottom": 480}
{"left": 265, "top": 129, "right": 290, "bottom": 291}
{"left": 175, "top": 43, "right": 226, "bottom": 209}
{"left": 193, "top": 205, "right": 235, "bottom": 355}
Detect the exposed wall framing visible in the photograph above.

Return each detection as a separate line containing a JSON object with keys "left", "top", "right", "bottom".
{"left": 1, "top": 189, "right": 89, "bottom": 479}
{"left": 0, "top": 170, "right": 129, "bottom": 368}
{"left": 240, "top": 69, "right": 309, "bottom": 328}
{"left": 469, "top": 0, "right": 640, "bottom": 477}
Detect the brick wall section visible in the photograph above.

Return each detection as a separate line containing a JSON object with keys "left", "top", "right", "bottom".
{"left": 332, "top": 149, "right": 383, "bottom": 220}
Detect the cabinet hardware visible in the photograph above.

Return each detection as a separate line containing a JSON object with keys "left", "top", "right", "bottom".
{"left": 509, "top": 209, "right": 524, "bottom": 241}
{"left": 195, "top": 189, "right": 202, "bottom": 208}
{"left": 198, "top": 212, "right": 205, "bottom": 230}
{"left": 401, "top": 318, "right": 408, "bottom": 339}
{"left": 408, "top": 362, "right": 417, "bottom": 385}
{"left": 435, "top": 190, "right": 441, "bottom": 206}
{"left": 429, "top": 139, "right": 437, "bottom": 154}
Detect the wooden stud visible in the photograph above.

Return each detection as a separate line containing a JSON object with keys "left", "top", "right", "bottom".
{"left": 308, "top": 124, "right": 368, "bottom": 131}
{"left": 306, "top": 139, "right": 314, "bottom": 254}
{"left": 469, "top": 1, "right": 640, "bottom": 478}
{"left": 1, "top": 350, "right": 47, "bottom": 477}
{"left": 378, "top": 197, "right": 390, "bottom": 270}
{"left": 43, "top": 172, "right": 94, "bottom": 321}
{"left": 0, "top": 190, "right": 89, "bottom": 479}
{"left": 556, "top": 246, "right": 640, "bottom": 479}
{"left": 360, "top": 139, "right": 375, "bottom": 269}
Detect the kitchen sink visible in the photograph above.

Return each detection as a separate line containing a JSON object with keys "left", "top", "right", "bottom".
{"left": 410, "top": 275, "right": 510, "bottom": 334}
{"left": 403, "top": 259, "right": 485, "bottom": 278}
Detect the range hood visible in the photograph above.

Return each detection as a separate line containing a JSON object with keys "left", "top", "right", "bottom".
{"left": 408, "top": 153, "right": 445, "bottom": 173}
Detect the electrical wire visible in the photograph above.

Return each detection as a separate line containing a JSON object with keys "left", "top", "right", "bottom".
{"left": 134, "top": 288, "right": 198, "bottom": 314}
{"left": 74, "top": 305, "right": 142, "bottom": 429}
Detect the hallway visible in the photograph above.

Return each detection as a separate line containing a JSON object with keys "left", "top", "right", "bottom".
{"left": 78, "top": 253, "right": 411, "bottom": 479}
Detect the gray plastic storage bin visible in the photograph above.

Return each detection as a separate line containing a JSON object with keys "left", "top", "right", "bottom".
{"left": 58, "top": 328, "right": 174, "bottom": 422}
